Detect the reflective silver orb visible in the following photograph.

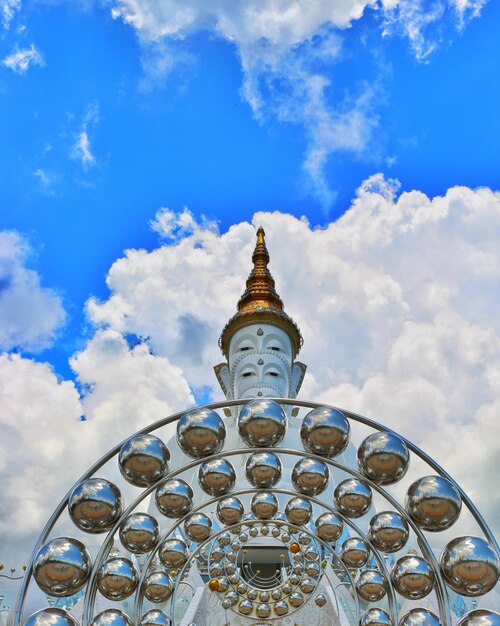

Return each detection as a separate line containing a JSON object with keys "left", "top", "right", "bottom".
{"left": 304, "top": 546, "right": 320, "bottom": 561}
{"left": 300, "top": 406, "right": 350, "bottom": 457}
{"left": 251, "top": 492, "right": 278, "bottom": 520}
{"left": 334, "top": 478, "right": 372, "bottom": 518}
{"left": 217, "top": 497, "right": 244, "bottom": 526}
{"left": 184, "top": 513, "right": 212, "bottom": 542}
{"left": 119, "top": 434, "right": 169, "bottom": 487}
{"left": 226, "top": 590, "right": 238, "bottom": 605}
{"left": 238, "top": 399, "right": 287, "bottom": 447}
{"left": 238, "top": 600, "right": 253, "bottom": 615}
{"left": 91, "top": 610, "right": 132, "bottom": 626}
{"left": 143, "top": 570, "right": 173, "bottom": 603}
{"left": 256, "top": 604, "right": 271, "bottom": 618}
{"left": 199, "top": 458, "right": 235, "bottom": 496}
{"left": 209, "top": 561, "right": 223, "bottom": 577}
{"left": 221, "top": 598, "right": 232, "bottom": 609}
{"left": 300, "top": 577, "right": 315, "bottom": 593}
{"left": 274, "top": 601, "right": 289, "bottom": 616}
{"left": 159, "top": 538, "right": 188, "bottom": 568}
{"left": 261, "top": 524, "right": 270, "bottom": 536}
{"left": 282, "top": 582, "right": 293, "bottom": 594}
{"left": 119, "top": 513, "right": 159, "bottom": 553}
{"left": 457, "top": 610, "right": 500, "bottom": 626}
{"left": 398, "top": 608, "right": 440, "bottom": 626}
{"left": 217, "top": 577, "right": 229, "bottom": 592}
{"left": 340, "top": 537, "right": 370, "bottom": 568}
{"left": 247, "top": 588, "right": 258, "bottom": 600}
{"left": 315, "top": 594, "right": 327, "bottom": 607}
{"left": 24, "top": 608, "right": 80, "bottom": 626}
{"left": 291, "top": 458, "right": 329, "bottom": 496}
{"left": 271, "top": 588, "right": 281, "bottom": 600}
{"left": 177, "top": 407, "right": 225, "bottom": 458}
{"left": 305, "top": 561, "right": 321, "bottom": 576}
{"left": 298, "top": 531, "right": 312, "bottom": 545}
{"left": 139, "top": 610, "right": 171, "bottom": 626}
{"left": 96, "top": 556, "right": 138, "bottom": 600}
{"left": 391, "top": 555, "right": 435, "bottom": 599}
{"left": 440, "top": 536, "right": 500, "bottom": 596}
{"left": 211, "top": 546, "right": 225, "bottom": 560}
{"left": 358, "top": 432, "right": 409, "bottom": 485}
{"left": 285, "top": 497, "right": 312, "bottom": 526}
{"left": 155, "top": 479, "right": 193, "bottom": 518}
{"left": 33, "top": 537, "right": 91, "bottom": 597}
{"left": 360, "top": 608, "right": 393, "bottom": 626}
{"left": 315, "top": 512, "right": 344, "bottom": 543}
{"left": 68, "top": 478, "right": 122, "bottom": 534}
{"left": 405, "top": 475, "right": 462, "bottom": 531}
{"left": 368, "top": 511, "right": 409, "bottom": 553}
{"left": 259, "top": 590, "right": 270, "bottom": 602}
{"left": 245, "top": 452, "right": 282, "bottom": 487}
{"left": 289, "top": 592, "right": 304, "bottom": 607}
{"left": 357, "top": 569, "right": 387, "bottom": 601}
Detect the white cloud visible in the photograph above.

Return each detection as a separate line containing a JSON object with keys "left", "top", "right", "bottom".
{"left": 1, "top": 0, "right": 21, "bottom": 30}
{"left": 71, "top": 100, "right": 99, "bottom": 167}
{"left": 2, "top": 43, "right": 44, "bottom": 73}
{"left": 150, "top": 206, "right": 219, "bottom": 241}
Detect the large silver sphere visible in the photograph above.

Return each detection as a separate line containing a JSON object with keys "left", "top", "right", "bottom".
{"left": 238, "top": 399, "right": 287, "bottom": 447}
{"left": 368, "top": 511, "right": 409, "bottom": 553}
{"left": 251, "top": 492, "right": 278, "bottom": 520}
{"left": 315, "top": 594, "right": 327, "bottom": 607}
{"left": 340, "top": 537, "right": 370, "bottom": 568}
{"left": 33, "top": 537, "right": 91, "bottom": 597}
{"left": 285, "top": 497, "right": 312, "bottom": 526}
{"left": 217, "top": 497, "right": 244, "bottom": 526}
{"left": 159, "top": 538, "right": 188, "bottom": 568}
{"left": 118, "top": 433, "right": 169, "bottom": 487}
{"left": 440, "top": 536, "right": 500, "bottom": 596}
{"left": 143, "top": 570, "right": 173, "bottom": 603}
{"left": 391, "top": 555, "right": 435, "bottom": 599}
{"left": 457, "top": 610, "right": 500, "bottom": 626}
{"left": 256, "top": 604, "right": 271, "bottom": 618}
{"left": 358, "top": 432, "right": 409, "bottom": 485}
{"left": 119, "top": 512, "right": 159, "bottom": 553}
{"left": 91, "top": 610, "right": 132, "bottom": 626}
{"left": 357, "top": 569, "right": 387, "bottom": 601}
{"left": 139, "top": 610, "right": 171, "bottom": 626}
{"left": 405, "top": 475, "right": 462, "bottom": 531}
{"left": 291, "top": 458, "right": 329, "bottom": 496}
{"left": 177, "top": 407, "right": 225, "bottom": 458}
{"left": 360, "top": 608, "right": 393, "bottom": 626}
{"left": 300, "top": 406, "right": 350, "bottom": 457}
{"left": 238, "top": 600, "right": 253, "bottom": 615}
{"left": 24, "top": 608, "right": 80, "bottom": 626}
{"left": 245, "top": 452, "right": 282, "bottom": 487}
{"left": 198, "top": 458, "right": 235, "bottom": 496}
{"left": 96, "top": 556, "right": 138, "bottom": 600}
{"left": 334, "top": 478, "right": 372, "bottom": 518}
{"left": 274, "top": 601, "right": 289, "bottom": 616}
{"left": 315, "top": 512, "right": 344, "bottom": 542}
{"left": 184, "top": 513, "right": 212, "bottom": 542}
{"left": 68, "top": 478, "right": 122, "bottom": 534}
{"left": 155, "top": 479, "right": 193, "bottom": 518}
{"left": 398, "top": 608, "right": 440, "bottom": 626}
{"left": 289, "top": 592, "right": 304, "bottom": 607}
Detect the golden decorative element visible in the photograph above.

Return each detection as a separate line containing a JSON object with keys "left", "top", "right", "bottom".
{"left": 290, "top": 542, "right": 301, "bottom": 554}
{"left": 208, "top": 578, "right": 220, "bottom": 592}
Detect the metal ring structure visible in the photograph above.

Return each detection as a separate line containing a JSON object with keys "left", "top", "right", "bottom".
{"left": 14, "top": 398, "right": 500, "bottom": 626}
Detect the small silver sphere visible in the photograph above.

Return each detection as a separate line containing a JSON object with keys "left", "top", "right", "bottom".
{"left": 440, "top": 536, "right": 500, "bottom": 596}
{"left": 315, "top": 512, "right": 344, "bottom": 543}
{"left": 289, "top": 592, "right": 304, "bottom": 607}
{"left": 315, "top": 594, "right": 327, "bottom": 607}
{"left": 298, "top": 531, "right": 312, "bottom": 545}
{"left": 358, "top": 432, "right": 409, "bottom": 485}
{"left": 139, "top": 610, "right": 171, "bottom": 626}
{"left": 391, "top": 555, "right": 435, "bottom": 599}
{"left": 368, "top": 511, "right": 409, "bottom": 553}
{"left": 274, "top": 601, "right": 289, "bottom": 616}
{"left": 300, "top": 406, "right": 350, "bottom": 457}
{"left": 143, "top": 570, "right": 173, "bottom": 603}
{"left": 68, "top": 478, "right": 122, "bottom": 534}
{"left": 457, "top": 610, "right": 500, "bottom": 626}
{"left": 238, "top": 600, "right": 253, "bottom": 615}
{"left": 159, "top": 538, "right": 188, "bottom": 568}
{"left": 334, "top": 478, "right": 372, "bottom": 518}
{"left": 118, "top": 433, "right": 169, "bottom": 487}
{"left": 271, "top": 588, "right": 281, "bottom": 600}
{"left": 96, "top": 556, "right": 138, "bottom": 600}
{"left": 91, "top": 610, "right": 132, "bottom": 626}
{"left": 245, "top": 452, "right": 282, "bottom": 487}
{"left": 282, "top": 582, "right": 293, "bottom": 594}
{"left": 177, "top": 407, "right": 225, "bottom": 458}
{"left": 360, "top": 608, "right": 393, "bottom": 626}
{"left": 405, "top": 475, "right": 462, "bottom": 531}
{"left": 247, "top": 588, "right": 258, "bottom": 600}
{"left": 304, "top": 546, "right": 320, "bottom": 561}
{"left": 398, "top": 608, "right": 440, "bottom": 626}
{"left": 340, "top": 537, "right": 370, "bottom": 568}
{"left": 256, "top": 604, "right": 271, "bottom": 618}
{"left": 225, "top": 591, "right": 238, "bottom": 605}
{"left": 199, "top": 458, "right": 235, "bottom": 496}
{"left": 238, "top": 399, "right": 287, "bottom": 447}
{"left": 259, "top": 590, "right": 270, "bottom": 602}
{"left": 218, "top": 532, "right": 231, "bottom": 546}
{"left": 209, "top": 561, "right": 223, "bottom": 577}
{"left": 24, "top": 609, "right": 80, "bottom": 626}
{"left": 300, "top": 577, "right": 316, "bottom": 593}
{"left": 357, "top": 569, "right": 387, "bottom": 601}
{"left": 184, "top": 513, "right": 212, "bottom": 543}
{"left": 260, "top": 524, "right": 270, "bottom": 535}
{"left": 285, "top": 497, "right": 312, "bottom": 526}
{"left": 251, "top": 492, "right": 278, "bottom": 520}
{"left": 221, "top": 598, "right": 232, "bottom": 609}
{"left": 305, "top": 561, "right": 321, "bottom": 576}
{"left": 33, "top": 537, "right": 91, "bottom": 597}
{"left": 291, "top": 458, "right": 329, "bottom": 496}
{"left": 211, "top": 545, "right": 225, "bottom": 560}
{"left": 155, "top": 479, "right": 193, "bottom": 518}
{"left": 119, "top": 513, "right": 159, "bottom": 553}
{"left": 217, "top": 497, "right": 244, "bottom": 526}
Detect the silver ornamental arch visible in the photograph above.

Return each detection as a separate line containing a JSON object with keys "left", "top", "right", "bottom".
{"left": 14, "top": 398, "right": 500, "bottom": 626}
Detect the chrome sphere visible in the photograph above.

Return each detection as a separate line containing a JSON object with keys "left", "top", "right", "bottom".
{"left": 159, "top": 538, "right": 188, "bottom": 568}
{"left": 305, "top": 561, "right": 321, "bottom": 576}
{"left": 274, "top": 601, "right": 289, "bottom": 616}
{"left": 209, "top": 561, "right": 223, "bottom": 577}
{"left": 256, "top": 604, "right": 271, "bottom": 618}
{"left": 177, "top": 407, "right": 225, "bottom": 458}
{"left": 33, "top": 537, "right": 91, "bottom": 597}
{"left": 247, "top": 588, "right": 258, "bottom": 600}
{"left": 391, "top": 555, "right": 435, "bottom": 599}
{"left": 238, "top": 600, "right": 253, "bottom": 615}
{"left": 358, "top": 432, "right": 409, "bottom": 485}
{"left": 457, "top": 610, "right": 500, "bottom": 626}
{"left": 68, "top": 478, "right": 122, "bottom": 534}
{"left": 405, "top": 475, "right": 462, "bottom": 531}
{"left": 238, "top": 399, "right": 287, "bottom": 447}
{"left": 368, "top": 511, "right": 409, "bottom": 553}
{"left": 300, "top": 577, "right": 316, "bottom": 593}
{"left": 251, "top": 492, "right": 278, "bottom": 520}
{"left": 340, "top": 537, "right": 370, "bottom": 568}
{"left": 24, "top": 608, "right": 80, "bottom": 626}
{"left": 143, "top": 570, "right": 173, "bottom": 603}
{"left": 259, "top": 591, "right": 270, "bottom": 602}
{"left": 334, "top": 478, "right": 372, "bottom": 518}
{"left": 289, "top": 592, "right": 304, "bottom": 607}
{"left": 285, "top": 497, "right": 312, "bottom": 526}
{"left": 304, "top": 546, "right": 319, "bottom": 561}
{"left": 217, "top": 497, "right": 244, "bottom": 526}
{"left": 298, "top": 531, "right": 312, "bottom": 545}
{"left": 119, "top": 513, "right": 159, "bottom": 553}
{"left": 315, "top": 512, "right": 344, "bottom": 542}
{"left": 315, "top": 594, "right": 327, "bottom": 607}
{"left": 118, "top": 433, "right": 169, "bottom": 487}
{"left": 199, "top": 458, "right": 236, "bottom": 496}
{"left": 360, "top": 608, "right": 393, "bottom": 626}
{"left": 155, "top": 479, "right": 193, "bottom": 518}
{"left": 291, "top": 458, "right": 329, "bottom": 496}
{"left": 139, "top": 610, "right": 171, "bottom": 626}
{"left": 440, "top": 536, "right": 500, "bottom": 596}
{"left": 184, "top": 513, "right": 212, "bottom": 542}
{"left": 245, "top": 452, "right": 282, "bottom": 487}
{"left": 357, "top": 569, "right": 387, "bottom": 601}
{"left": 271, "top": 588, "right": 282, "bottom": 600}
{"left": 300, "top": 406, "right": 350, "bottom": 457}
{"left": 96, "top": 556, "right": 138, "bottom": 601}
{"left": 91, "top": 610, "right": 132, "bottom": 626}
{"left": 398, "top": 609, "right": 440, "bottom": 626}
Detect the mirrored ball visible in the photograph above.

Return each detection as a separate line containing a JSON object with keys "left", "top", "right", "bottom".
{"left": 199, "top": 458, "right": 235, "bottom": 496}
{"left": 155, "top": 479, "right": 193, "bottom": 518}
{"left": 368, "top": 511, "right": 409, "bottom": 553}
{"left": 177, "top": 407, "right": 225, "bottom": 458}
{"left": 24, "top": 608, "right": 80, "bottom": 626}
{"left": 340, "top": 537, "right": 370, "bottom": 568}
{"left": 119, "top": 513, "right": 159, "bottom": 553}
{"left": 334, "top": 478, "right": 372, "bottom": 518}
{"left": 391, "top": 555, "right": 435, "bottom": 600}
{"left": 251, "top": 492, "right": 278, "bottom": 520}
{"left": 33, "top": 537, "right": 91, "bottom": 597}
{"left": 358, "top": 432, "right": 409, "bottom": 485}
{"left": 238, "top": 399, "right": 287, "bottom": 447}
{"left": 440, "top": 536, "right": 500, "bottom": 596}
{"left": 91, "top": 610, "right": 132, "bottom": 626}
{"left": 68, "top": 478, "right": 122, "bottom": 534}
{"left": 245, "top": 452, "right": 282, "bottom": 488}
{"left": 143, "top": 571, "right": 173, "bottom": 603}
{"left": 291, "top": 458, "right": 329, "bottom": 496}
{"left": 457, "top": 610, "right": 500, "bottom": 626}
{"left": 315, "top": 512, "right": 344, "bottom": 543}
{"left": 217, "top": 497, "right": 244, "bottom": 526}
{"left": 405, "top": 475, "right": 462, "bottom": 531}
{"left": 119, "top": 434, "right": 169, "bottom": 487}
{"left": 139, "top": 610, "right": 171, "bottom": 626}
{"left": 97, "top": 557, "right": 138, "bottom": 601}
{"left": 357, "top": 569, "right": 387, "bottom": 602}
{"left": 360, "top": 608, "right": 393, "bottom": 626}
{"left": 184, "top": 513, "right": 212, "bottom": 543}
{"left": 300, "top": 406, "right": 350, "bottom": 457}
{"left": 159, "top": 538, "right": 188, "bottom": 568}
{"left": 398, "top": 608, "right": 440, "bottom": 626}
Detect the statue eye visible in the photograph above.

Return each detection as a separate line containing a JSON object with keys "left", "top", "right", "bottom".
{"left": 270, "top": 346, "right": 280, "bottom": 352}
{"left": 267, "top": 371, "right": 279, "bottom": 377}
{"left": 240, "top": 346, "right": 251, "bottom": 352}
{"left": 242, "top": 372, "right": 254, "bottom": 378}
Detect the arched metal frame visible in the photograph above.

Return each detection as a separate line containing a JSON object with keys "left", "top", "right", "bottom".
{"left": 14, "top": 398, "right": 500, "bottom": 626}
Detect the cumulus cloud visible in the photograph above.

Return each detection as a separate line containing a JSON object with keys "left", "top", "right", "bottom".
{"left": 71, "top": 100, "right": 99, "bottom": 167}
{"left": 2, "top": 43, "right": 44, "bottom": 73}
{"left": 1, "top": 0, "right": 21, "bottom": 30}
